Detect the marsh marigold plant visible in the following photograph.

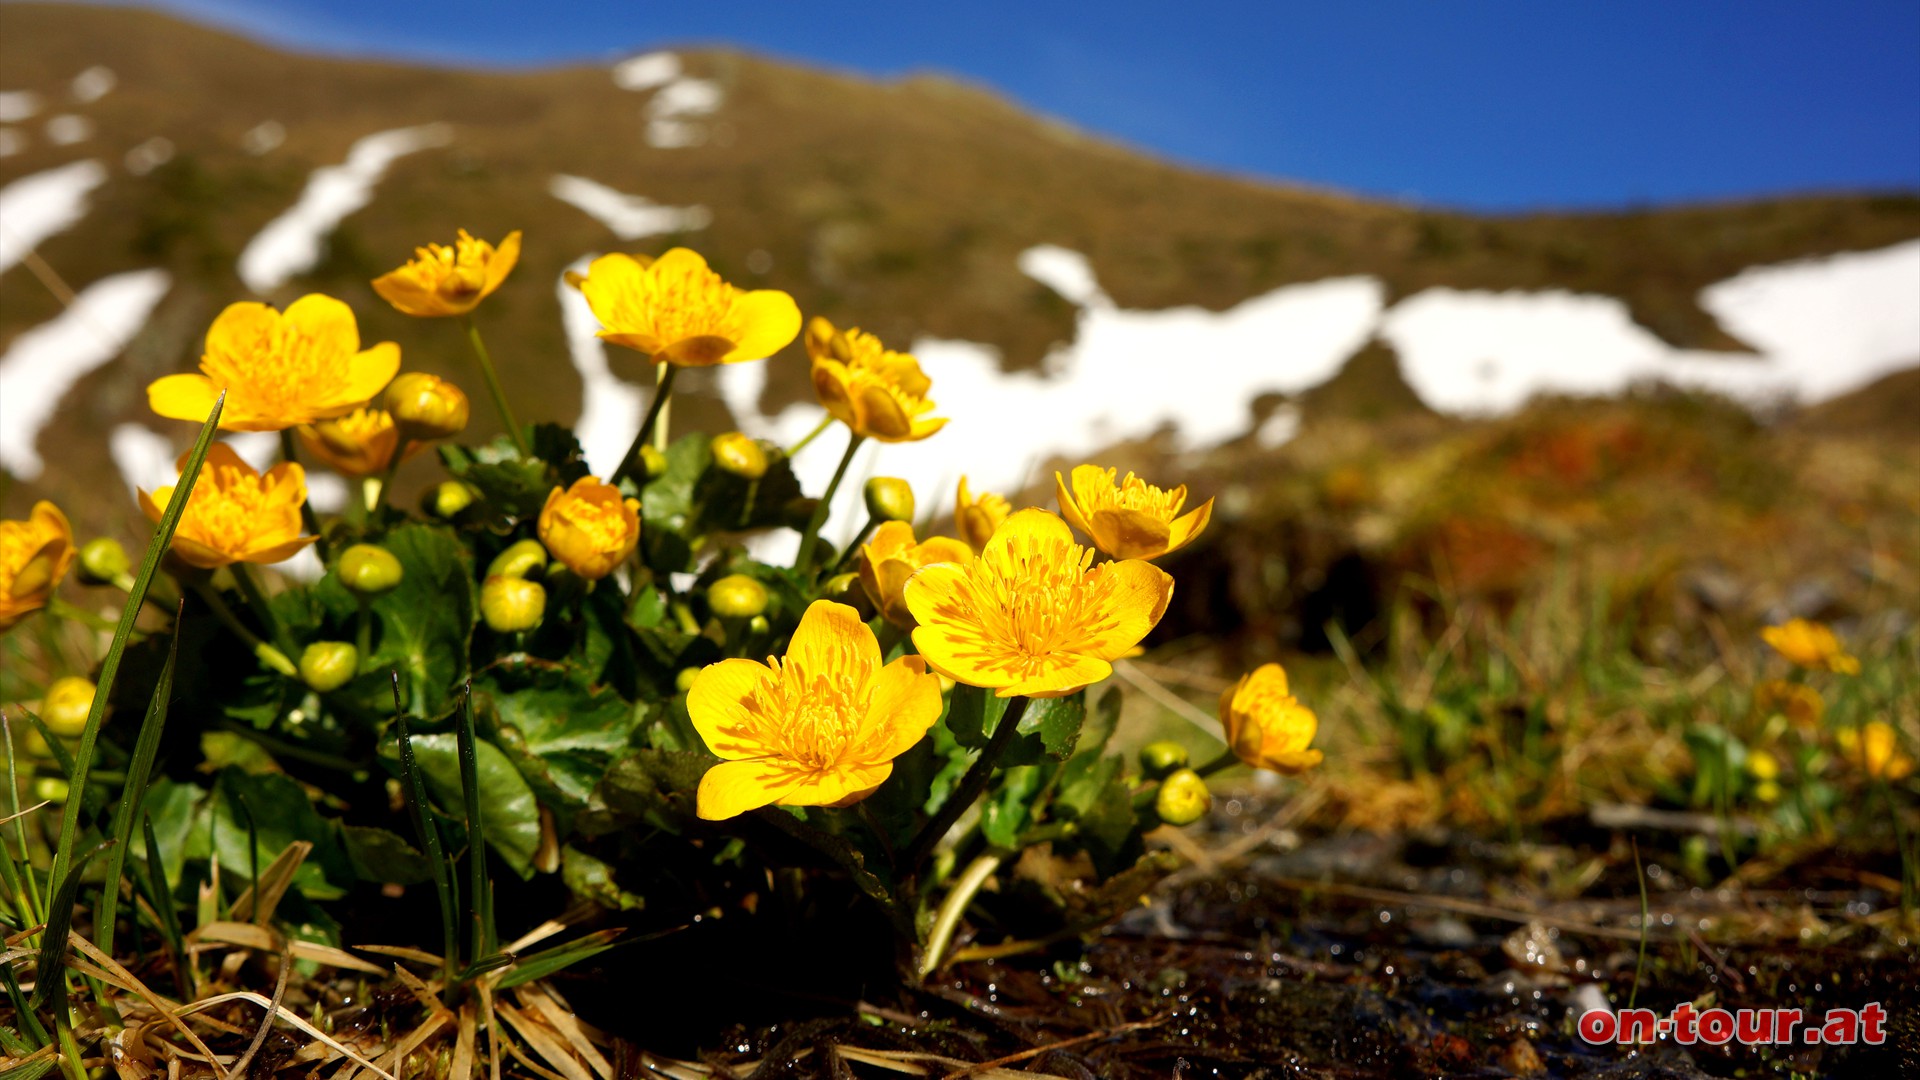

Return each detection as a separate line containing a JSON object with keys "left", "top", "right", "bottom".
{"left": 148, "top": 295, "right": 401, "bottom": 431}
{"left": 139, "top": 444, "right": 314, "bottom": 569}
{"left": 0, "top": 501, "right": 74, "bottom": 632}
{"left": 538, "top": 477, "right": 641, "bottom": 580}
{"left": 689, "top": 600, "right": 943, "bottom": 819}
{"left": 1056, "top": 464, "right": 1214, "bottom": 561}
{"left": 806, "top": 316, "right": 947, "bottom": 443}
{"left": 580, "top": 247, "right": 800, "bottom": 366}
{"left": 373, "top": 229, "right": 522, "bottom": 318}
{"left": 1219, "top": 663, "right": 1324, "bottom": 774}
{"left": 905, "top": 509, "right": 1172, "bottom": 698}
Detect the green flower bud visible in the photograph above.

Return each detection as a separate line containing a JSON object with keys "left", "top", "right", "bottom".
{"left": 78, "top": 538, "right": 131, "bottom": 585}
{"left": 428, "top": 480, "right": 479, "bottom": 518}
{"left": 1139, "top": 740, "right": 1190, "bottom": 779}
{"left": 822, "top": 572, "right": 860, "bottom": 600}
{"left": 710, "top": 432, "right": 769, "bottom": 480}
{"left": 299, "top": 641, "right": 359, "bottom": 692}
{"left": 639, "top": 444, "right": 669, "bottom": 480}
{"left": 675, "top": 667, "right": 701, "bottom": 694}
{"left": 1155, "top": 768, "right": 1212, "bottom": 826}
{"left": 338, "top": 544, "right": 404, "bottom": 595}
{"left": 32, "top": 777, "right": 70, "bottom": 805}
{"left": 481, "top": 575, "right": 546, "bottom": 632}
{"left": 708, "top": 574, "right": 769, "bottom": 619}
{"left": 40, "top": 676, "right": 97, "bottom": 737}
{"left": 748, "top": 614, "right": 771, "bottom": 636}
{"left": 487, "top": 538, "right": 549, "bottom": 581}
{"left": 863, "top": 477, "right": 915, "bottom": 523}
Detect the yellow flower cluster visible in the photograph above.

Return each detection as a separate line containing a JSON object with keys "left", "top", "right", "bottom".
{"left": 1761, "top": 618, "right": 1859, "bottom": 675}
{"left": 139, "top": 444, "right": 314, "bottom": 569}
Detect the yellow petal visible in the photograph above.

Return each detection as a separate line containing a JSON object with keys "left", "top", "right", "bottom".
{"left": 204, "top": 302, "right": 278, "bottom": 359}
{"left": 598, "top": 329, "right": 664, "bottom": 356}
{"left": 1088, "top": 507, "right": 1172, "bottom": 560}
{"left": 661, "top": 335, "right": 737, "bottom": 366}
{"left": 580, "top": 253, "right": 649, "bottom": 322}
{"left": 721, "top": 289, "right": 803, "bottom": 363}
{"left": 1163, "top": 497, "right": 1215, "bottom": 555}
{"left": 981, "top": 507, "right": 1076, "bottom": 574}
{"left": 147, "top": 373, "right": 222, "bottom": 424}
{"left": 811, "top": 360, "right": 855, "bottom": 425}
{"left": 904, "top": 415, "right": 948, "bottom": 442}
{"left": 281, "top": 293, "right": 360, "bottom": 353}
{"left": 696, "top": 758, "right": 803, "bottom": 820}
{"left": 689, "top": 659, "right": 781, "bottom": 760}
{"left": 857, "top": 656, "right": 943, "bottom": 762}
{"left": 778, "top": 762, "right": 893, "bottom": 808}
{"left": 240, "top": 536, "right": 319, "bottom": 565}
{"left": 371, "top": 270, "right": 438, "bottom": 317}
{"left": 1071, "top": 558, "right": 1175, "bottom": 659}
{"left": 484, "top": 230, "right": 522, "bottom": 295}
{"left": 785, "top": 600, "right": 879, "bottom": 685}
{"left": 1054, "top": 470, "right": 1093, "bottom": 537}
{"left": 331, "top": 342, "right": 402, "bottom": 411}
{"left": 1002, "top": 653, "right": 1112, "bottom": 699}
{"left": 856, "top": 383, "right": 913, "bottom": 440}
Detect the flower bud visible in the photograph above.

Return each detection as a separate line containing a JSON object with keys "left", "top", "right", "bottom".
{"left": 748, "top": 614, "right": 770, "bottom": 636}
{"left": 77, "top": 538, "right": 131, "bottom": 585}
{"left": 863, "top": 477, "right": 915, "bottom": 523}
{"left": 487, "top": 538, "right": 549, "bottom": 581}
{"left": 32, "top": 777, "right": 70, "bottom": 805}
{"left": 299, "top": 641, "right": 359, "bottom": 692}
{"left": 427, "top": 480, "right": 479, "bottom": 518}
{"left": 822, "top": 572, "right": 861, "bottom": 600}
{"left": 708, "top": 574, "right": 769, "bottom": 619}
{"left": 383, "top": 372, "right": 471, "bottom": 440}
{"left": 1155, "top": 768, "right": 1212, "bottom": 826}
{"left": 539, "top": 478, "right": 642, "bottom": 581}
{"left": 675, "top": 667, "right": 701, "bottom": 694}
{"left": 710, "top": 433, "right": 769, "bottom": 480}
{"left": 40, "top": 676, "right": 98, "bottom": 737}
{"left": 1139, "top": 740, "right": 1189, "bottom": 779}
{"left": 481, "top": 575, "right": 545, "bottom": 632}
{"left": 639, "top": 444, "right": 668, "bottom": 480}
{"left": 338, "top": 544, "right": 404, "bottom": 595}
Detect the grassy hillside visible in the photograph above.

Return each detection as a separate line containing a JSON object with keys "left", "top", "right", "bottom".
{"left": 3, "top": 1, "right": 1919, "bottom": 541}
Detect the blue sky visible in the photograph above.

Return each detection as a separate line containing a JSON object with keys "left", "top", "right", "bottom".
{"left": 67, "top": 0, "right": 1920, "bottom": 210}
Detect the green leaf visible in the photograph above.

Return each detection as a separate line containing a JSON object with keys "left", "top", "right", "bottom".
{"left": 944, "top": 683, "right": 1007, "bottom": 750}
{"left": 402, "top": 733, "right": 542, "bottom": 878}
{"left": 1033, "top": 692, "right": 1088, "bottom": 760}
{"left": 560, "top": 846, "right": 644, "bottom": 911}
{"left": 576, "top": 749, "right": 709, "bottom": 836}
{"left": 358, "top": 524, "right": 477, "bottom": 720}
{"left": 981, "top": 765, "right": 1044, "bottom": 849}
{"left": 481, "top": 660, "right": 647, "bottom": 808}
{"left": 495, "top": 928, "right": 623, "bottom": 990}
{"left": 141, "top": 778, "right": 204, "bottom": 889}
{"left": 639, "top": 433, "right": 709, "bottom": 526}
{"left": 438, "top": 427, "right": 586, "bottom": 518}
{"left": 342, "top": 826, "right": 432, "bottom": 886}
{"left": 211, "top": 770, "right": 351, "bottom": 900}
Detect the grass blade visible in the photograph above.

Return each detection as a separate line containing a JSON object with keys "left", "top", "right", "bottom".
{"left": 494, "top": 928, "right": 624, "bottom": 990}
{"left": 28, "top": 838, "right": 114, "bottom": 1012}
{"left": 140, "top": 811, "right": 191, "bottom": 998}
{"left": 47, "top": 391, "right": 224, "bottom": 906}
{"left": 395, "top": 672, "right": 458, "bottom": 980}
{"left": 455, "top": 682, "right": 492, "bottom": 961}
{"left": 93, "top": 598, "right": 183, "bottom": 957}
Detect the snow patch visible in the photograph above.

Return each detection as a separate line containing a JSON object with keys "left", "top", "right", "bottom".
{"left": 237, "top": 124, "right": 452, "bottom": 293}
{"left": 557, "top": 255, "right": 649, "bottom": 477}
{"left": 125, "top": 136, "right": 174, "bottom": 176}
{"left": 1019, "top": 245, "right": 1109, "bottom": 307}
{"left": 0, "top": 160, "right": 109, "bottom": 275}
{"left": 613, "top": 51, "right": 681, "bottom": 92}
{"left": 0, "top": 91, "right": 40, "bottom": 123}
{"left": 243, "top": 121, "right": 285, "bottom": 156}
{"left": 71, "top": 67, "right": 115, "bottom": 103}
{"left": 548, "top": 175, "right": 711, "bottom": 240}
{"left": 45, "top": 114, "right": 92, "bottom": 145}
{"left": 645, "top": 77, "right": 722, "bottom": 149}
{"left": 0, "top": 270, "right": 171, "bottom": 479}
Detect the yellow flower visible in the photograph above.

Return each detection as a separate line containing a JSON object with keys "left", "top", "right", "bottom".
{"left": 383, "top": 372, "right": 470, "bottom": 440}
{"left": 1055, "top": 464, "right": 1213, "bottom": 561}
{"left": 138, "top": 444, "right": 314, "bottom": 569}
{"left": 0, "top": 502, "right": 75, "bottom": 633}
{"left": 955, "top": 476, "right": 1009, "bottom": 553}
{"left": 689, "top": 600, "right": 942, "bottom": 820}
{"left": 1837, "top": 722, "right": 1914, "bottom": 782}
{"left": 904, "top": 509, "right": 1172, "bottom": 698}
{"left": 297, "top": 408, "right": 411, "bottom": 478}
{"left": 857, "top": 521, "right": 972, "bottom": 628}
{"left": 579, "top": 248, "right": 800, "bottom": 366}
{"left": 537, "top": 477, "right": 641, "bottom": 581}
{"left": 1754, "top": 678, "right": 1824, "bottom": 729}
{"left": 1761, "top": 618, "right": 1859, "bottom": 675}
{"left": 372, "top": 229, "right": 521, "bottom": 318}
{"left": 148, "top": 295, "right": 400, "bottom": 432}
{"left": 1219, "top": 663, "right": 1323, "bottom": 774}
{"left": 806, "top": 316, "right": 946, "bottom": 442}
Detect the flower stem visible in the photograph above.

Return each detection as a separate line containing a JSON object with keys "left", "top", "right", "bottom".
{"left": 370, "top": 443, "right": 409, "bottom": 519}
{"left": 652, "top": 361, "right": 674, "bottom": 453}
{"left": 612, "top": 364, "right": 680, "bottom": 486}
{"left": 465, "top": 316, "right": 528, "bottom": 457}
{"left": 830, "top": 516, "right": 881, "bottom": 575}
{"left": 786, "top": 415, "right": 832, "bottom": 457}
{"left": 189, "top": 580, "right": 297, "bottom": 678}
{"left": 1194, "top": 749, "right": 1239, "bottom": 778}
{"left": 793, "top": 434, "right": 863, "bottom": 573}
{"left": 904, "top": 695, "right": 1029, "bottom": 874}
{"left": 231, "top": 562, "right": 295, "bottom": 655}
{"left": 279, "top": 430, "right": 327, "bottom": 561}
{"left": 918, "top": 849, "right": 1004, "bottom": 980}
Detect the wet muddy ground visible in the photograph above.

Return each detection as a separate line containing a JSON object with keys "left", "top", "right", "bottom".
{"left": 568, "top": 795, "right": 1919, "bottom": 1078}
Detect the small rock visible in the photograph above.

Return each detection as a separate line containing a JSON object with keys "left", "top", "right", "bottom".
{"left": 1498, "top": 1038, "right": 1547, "bottom": 1076}
{"left": 1413, "top": 916, "right": 1478, "bottom": 948}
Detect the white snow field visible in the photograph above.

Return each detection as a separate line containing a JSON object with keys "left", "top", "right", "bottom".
{"left": 0, "top": 269, "right": 171, "bottom": 479}
{"left": 613, "top": 52, "right": 681, "bottom": 93}
{"left": 0, "top": 159, "right": 109, "bottom": 274}
{"left": 557, "top": 256, "right": 649, "bottom": 476}
{"left": 548, "top": 175, "right": 711, "bottom": 240}
{"left": 236, "top": 124, "right": 452, "bottom": 293}
{"left": 646, "top": 76, "right": 723, "bottom": 149}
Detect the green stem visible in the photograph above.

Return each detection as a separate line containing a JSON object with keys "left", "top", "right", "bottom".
{"left": 793, "top": 434, "right": 863, "bottom": 573}
{"left": 1194, "top": 749, "right": 1239, "bottom": 779}
{"left": 612, "top": 365, "right": 680, "bottom": 486}
{"left": 918, "top": 850, "right": 1004, "bottom": 979}
{"left": 786, "top": 415, "right": 832, "bottom": 457}
{"left": 652, "top": 362, "right": 674, "bottom": 453}
{"left": 903, "top": 695, "right": 1029, "bottom": 874}
{"left": 55, "top": 1017, "right": 87, "bottom": 1080}
{"left": 830, "top": 516, "right": 881, "bottom": 575}
{"left": 280, "top": 430, "right": 328, "bottom": 561}
{"left": 370, "top": 443, "right": 409, "bottom": 519}
{"left": 466, "top": 317, "right": 528, "bottom": 457}
{"left": 190, "top": 581, "right": 296, "bottom": 678}
{"left": 355, "top": 595, "right": 373, "bottom": 665}
{"left": 231, "top": 562, "right": 296, "bottom": 658}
